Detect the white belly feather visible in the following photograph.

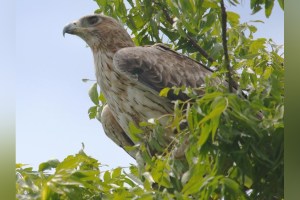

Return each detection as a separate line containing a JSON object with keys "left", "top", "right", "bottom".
{"left": 94, "top": 52, "right": 172, "bottom": 134}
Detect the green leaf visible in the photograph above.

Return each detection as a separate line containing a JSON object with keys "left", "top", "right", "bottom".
{"left": 159, "top": 87, "right": 170, "bottom": 97}
{"left": 151, "top": 159, "right": 171, "bottom": 188}
{"left": 112, "top": 167, "right": 122, "bottom": 179}
{"left": 222, "top": 177, "right": 245, "bottom": 198}
{"left": 88, "top": 83, "right": 99, "bottom": 105}
{"left": 210, "top": 43, "right": 223, "bottom": 58}
{"left": 263, "top": 66, "right": 273, "bottom": 79}
{"left": 200, "top": 12, "right": 216, "bottom": 34}
{"left": 38, "top": 159, "right": 60, "bottom": 172}
{"left": 88, "top": 106, "right": 98, "bottom": 119}
{"left": 250, "top": 0, "right": 257, "bottom": 9}
{"left": 248, "top": 25, "right": 258, "bottom": 34}
{"left": 179, "top": 0, "right": 194, "bottom": 14}
{"left": 197, "top": 92, "right": 223, "bottom": 103}
{"left": 115, "top": 0, "right": 127, "bottom": 17}
{"left": 176, "top": 22, "right": 187, "bottom": 38}
{"left": 265, "top": 0, "right": 275, "bottom": 18}
{"left": 150, "top": 19, "right": 159, "bottom": 39}
{"left": 251, "top": 5, "right": 262, "bottom": 15}
{"left": 227, "top": 11, "right": 240, "bottom": 26}
{"left": 181, "top": 18, "right": 198, "bottom": 34}
{"left": 277, "top": 0, "right": 284, "bottom": 9}
{"left": 182, "top": 166, "right": 208, "bottom": 195}
{"left": 128, "top": 121, "right": 143, "bottom": 143}
{"left": 166, "top": 0, "right": 180, "bottom": 17}
{"left": 98, "top": 92, "right": 106, "bottom": 104}
{"left": 103, "top": 170, "right": 111, "bottom": 182}
{"left": 199, "top": 97, "right": 227, "bottom": 125}
{"left": 249, "top": 38, "right": 266, "bottom": 53}
{"left": 132, "top": 14, "right": 146, "bottom": 29}
{"left": 198, "top": 123, "right": 211, "bottom": 146}
{"left": 160, "top": 27, "right": 180, "bottom": 41}
{"left": 16, "top": 163, "right": 28, "bottom": 169}
{"left": 210, "top": 116, "right": 219, "bottom": 141}
{"left": 202, "top": 1, "right": 219, "bottom": 9}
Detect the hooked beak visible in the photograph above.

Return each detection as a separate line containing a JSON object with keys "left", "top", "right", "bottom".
{"left": 63, "top": 22, "right": 79, "bottom": 37}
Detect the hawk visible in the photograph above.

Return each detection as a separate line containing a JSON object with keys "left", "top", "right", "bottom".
{"left": 63, "top": 14, "right": 215, "bottom": 158}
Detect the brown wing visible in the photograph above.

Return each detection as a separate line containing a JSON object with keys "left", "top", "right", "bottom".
{"left": 113, "top": 44, "right": 215, "bottom": 100}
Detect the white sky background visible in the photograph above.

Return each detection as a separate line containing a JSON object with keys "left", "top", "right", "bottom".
{"left": 16, "top": 1, "right": 283, "bottom": 170}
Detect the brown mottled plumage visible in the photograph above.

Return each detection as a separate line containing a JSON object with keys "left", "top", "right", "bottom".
{"left": 63, "top": 14, "right": 214, "bottom": 158}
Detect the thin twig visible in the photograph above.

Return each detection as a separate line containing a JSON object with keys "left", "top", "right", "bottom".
{"left": 220, "top": 0, "right": 234, "bottom": 93}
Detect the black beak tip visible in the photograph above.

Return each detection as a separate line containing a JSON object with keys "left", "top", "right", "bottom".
{"left": 63, "top": 26, "right": 68, "bottom": 37}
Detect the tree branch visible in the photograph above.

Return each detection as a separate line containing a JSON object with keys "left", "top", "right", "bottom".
{"left": 220, "top": 0, "right": 234, "bottom": 93}
{"left": 186, "top": 35, "right": 215, "bottom": 63}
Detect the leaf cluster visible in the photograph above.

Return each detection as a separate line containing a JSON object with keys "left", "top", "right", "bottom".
{"left": 90, "top": 0, "right": 284, "bottom": 199}
{"left": 88, "top": 83, "right": 106, "bottom": 121}
{"left": 16, "top": 149, "right": 147, "bottom": 200}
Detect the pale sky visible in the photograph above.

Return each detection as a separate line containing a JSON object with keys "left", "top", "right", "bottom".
{"left": 16, "top": 0, "right": 283, "bottom": 170}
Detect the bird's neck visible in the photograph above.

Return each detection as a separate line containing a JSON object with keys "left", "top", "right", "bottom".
{"left": 91, "top": 35, "right": 135, "bottom": 54}
{"left": 92, "top": 37, "right": 134, "bottom": 90}
{"left": 92, "top": 50, "right": 125, "bottom": 93}
{"left": 93, "top": 50, "right": 115, "bottom": 80}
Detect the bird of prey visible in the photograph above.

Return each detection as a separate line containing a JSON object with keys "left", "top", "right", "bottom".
{"left": 63, "top": 14, "right": 215, "bottom": 158}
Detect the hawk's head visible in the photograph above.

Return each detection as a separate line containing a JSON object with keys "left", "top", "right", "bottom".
{"left": 63, "top": 14, "right": 134, "bottom": 53}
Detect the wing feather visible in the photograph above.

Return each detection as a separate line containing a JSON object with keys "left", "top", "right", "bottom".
{"left": 113, "top": 44, "right": 215, "bottom": 100}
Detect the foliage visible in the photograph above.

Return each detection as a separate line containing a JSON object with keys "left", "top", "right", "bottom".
{"left": 16, "top": 148, "right": 147, "bottom": 200}
{"left": 17, "top": 0, "right": 284, "bottom": 199}
{"left": 88, "top": 82, "right": 106, "bottom": 121}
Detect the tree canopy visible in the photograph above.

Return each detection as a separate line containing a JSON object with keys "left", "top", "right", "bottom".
{"left": 16, "top": 0, "right": 284, "bottom": 199}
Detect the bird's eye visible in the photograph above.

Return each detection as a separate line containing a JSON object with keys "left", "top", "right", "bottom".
{"left": 87, "top": 16, "right": 99, "bottom": 25}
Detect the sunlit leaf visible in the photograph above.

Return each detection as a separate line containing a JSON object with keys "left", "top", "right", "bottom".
{"left": 128, "top": 121, "right": 143, "bottom": 143}
{"left": 249, "top": 38, "right": 266, "bottom": 53}
{"left": 112, "top": 167, "right": 122, "bottom": 179}
{"left": 263, "top": 66, "right": 274, "bottom": 79}
{"left": 98, "top": 92, "right": 106, "bottom": 104}
{"left": 227, "top": 11, "right": 240, "bottom": 26}
{"left": 199, "top": 97, "right": 227, "bottom": 125}
{"left": 198, "top": 123, "right": 211, "bottom": 146}
{"left": 88, "top": 106, "right": 98, "bottom": 119}
{"left": 104, "top": 170, "right": 111, "bottom": 182}
{"left": 38, "top": 159, "right": 60, "bottom": 172}
{"left": 88, "top": 83, "right": 99, "bottom": 105}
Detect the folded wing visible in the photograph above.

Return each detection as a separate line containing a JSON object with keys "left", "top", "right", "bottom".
{"left": 113, "top": 44, "right": 215, "bottom": 101}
